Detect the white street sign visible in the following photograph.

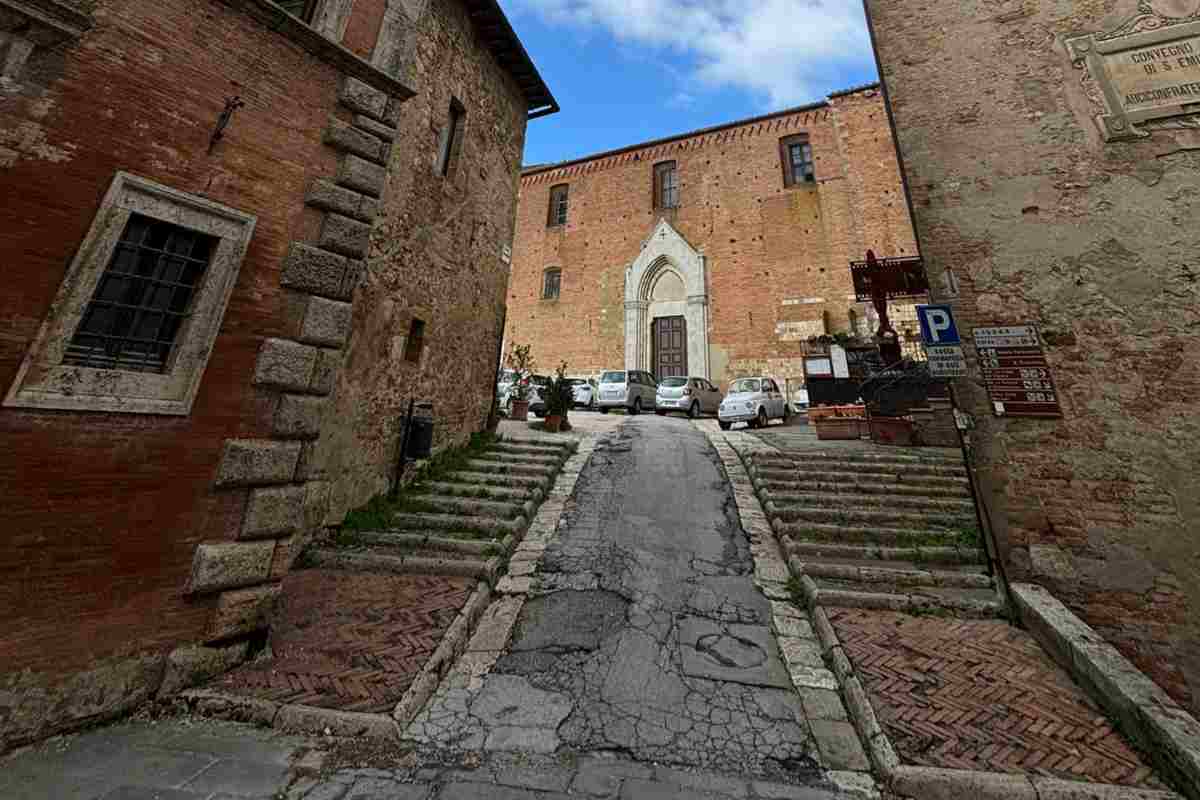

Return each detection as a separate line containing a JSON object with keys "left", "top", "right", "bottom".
{"left": 925, "top": 343, "right": 967, "bottom": 378}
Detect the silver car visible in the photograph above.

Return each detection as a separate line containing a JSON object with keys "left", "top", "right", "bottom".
{"left": 655, "top": 376, "right": 723, "bottom": 418}
{"left": 597, "top": 369, "right": 657, "bottom": 414}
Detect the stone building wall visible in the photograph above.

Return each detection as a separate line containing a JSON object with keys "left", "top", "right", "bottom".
{"left": 505, "top": 87, "right": 918, "bottom": 390}
{"left": 0, "top": 0, "right": 536, "bottom": 748}
{"left": 863, "top": 0, "right": 1200, "bottom": 712}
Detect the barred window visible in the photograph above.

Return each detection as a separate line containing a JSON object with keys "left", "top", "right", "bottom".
{"left": 63, "top": 214, "right": 216, "bottom": 373}
{"left": 780, "top": 135, "right": 815, "bottom": 186}
{"left": 542, "top": 268, "right": 561, "bottom": 300}
{"left": 276, "top": 0, "right": 318, "bottom": 23}
{"left": 654, "top": 161, "right": 678, "bottom": 209}
{"left": 548, "top": 184, "right": 569, "bottom": 226}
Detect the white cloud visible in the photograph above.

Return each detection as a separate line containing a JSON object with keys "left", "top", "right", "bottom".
{"left": 508, "top": 0, "right": 876, "bottom": 108}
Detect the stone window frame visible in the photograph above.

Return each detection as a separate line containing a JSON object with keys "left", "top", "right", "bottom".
{"left": 779, "top": 133, "right": 815, "bottom": 188}
{"left": 542, "top": 267, "right": 562, "bottom": 301}
{"left": 3, "top": 171, "right": 257, "bottom": 416}
{"left": 437, "top": 97, "right": 467, "bottom": 178}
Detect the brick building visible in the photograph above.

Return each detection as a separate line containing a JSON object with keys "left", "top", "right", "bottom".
{"left": 863, "top": 0, "right": 1200, "bottom": 712}
{"left": 504, "top": 85, "right": 917, "bottom": 394}
{"left": 0, "top": 0, "right": 553, "bottom": 748}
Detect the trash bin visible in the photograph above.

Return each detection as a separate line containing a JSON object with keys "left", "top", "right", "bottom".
{"left": 405, "top": 402, "right": 434, "bottom": 459}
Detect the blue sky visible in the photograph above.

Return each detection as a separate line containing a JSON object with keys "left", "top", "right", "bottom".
{"left": 500, "top": 0, "right": 881, "bottom": 166}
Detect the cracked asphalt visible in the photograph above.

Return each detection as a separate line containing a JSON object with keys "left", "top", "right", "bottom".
{"left": 410, "top": 417, "right": 840, "bottom": 795}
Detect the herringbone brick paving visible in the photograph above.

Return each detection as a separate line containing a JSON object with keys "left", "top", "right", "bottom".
{"left": 829, "top": 608, "right": 1165, "bottom": 788}
{"left": 212, "top": 570, "right": 472, "bottom": 713}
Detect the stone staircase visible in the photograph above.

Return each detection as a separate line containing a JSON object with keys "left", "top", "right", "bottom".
{"left": 308, "top": 438, "right": 576, "bottom": 580}
{"left": 746, "top": 448, "right": 1006, "bottom": 617}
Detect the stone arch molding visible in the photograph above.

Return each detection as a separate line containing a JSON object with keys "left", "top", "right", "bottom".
{"left": 624, "top": 218, "right": 709, "bottom": 378}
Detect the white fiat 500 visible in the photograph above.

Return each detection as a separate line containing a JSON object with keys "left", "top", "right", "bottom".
{"left": 718, "top": 376, "right": 790, "bottom": 430}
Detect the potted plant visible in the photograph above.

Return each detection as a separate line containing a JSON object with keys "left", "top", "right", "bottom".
{"left": 544, "top": 361, "right": 572, "bottom": 433}
{"left": 505, "top": 344, "right": 535, "bottom": 422}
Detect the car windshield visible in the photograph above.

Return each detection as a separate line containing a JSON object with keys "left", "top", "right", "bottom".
{"left": 660, "top": 377, "right": 688, "bottom": 388}
{"left": 600, "top": 371, "right": 625, "bottom": 383}
{"left": 531, "top": 375, "right": 551, "bottom": 386}
{"left": 731, "top": 378, "right": 761, "bottom": 393}
{"left": 566, "top": 378, "right": 587, "bottom": 386}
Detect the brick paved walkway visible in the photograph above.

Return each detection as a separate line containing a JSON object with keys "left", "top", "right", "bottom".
{"left": 829, "top": 608, "right": 1166, "bottom": 788}
{"left": 212, "top": 570, "right": 473, "bottom": 713}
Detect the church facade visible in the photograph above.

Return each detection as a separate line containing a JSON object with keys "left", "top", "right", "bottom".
{"left": 504, "top": 84, "right": 918, "bottom": 393}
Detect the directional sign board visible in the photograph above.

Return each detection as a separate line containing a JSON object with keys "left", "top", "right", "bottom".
{"left": 917, "top": 305, "right": 966, "bottom": 377}
{"left": 972, "top": 325, "right": 1063, "bottom": 418}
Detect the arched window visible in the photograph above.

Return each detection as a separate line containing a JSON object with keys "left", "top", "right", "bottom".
{"left": 542, "top": 268, "right": 562, "bottom": 300}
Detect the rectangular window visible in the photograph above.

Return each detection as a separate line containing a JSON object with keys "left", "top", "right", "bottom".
{"left": 547, "top": 184, "right": 569, "bottom": 227}
{"left": 276, "top": 0, "right": 318, "bottom": 22}
{"left": 404, "top": 319, "right": 425, "bottom": 363}
{"left": 438, "top": 99, "right": 465, "bottom": 177}
{"left": 542, "top": 269, "right": 561, "bottom": 300}
{"left": 654, "top": 161, "right": 678, "bottom": 209}
{"left": 63, "top": 214, "right": 216, "bottom": 373}
{"left": 780, "top": 135, "right": 815, "bottom": 187}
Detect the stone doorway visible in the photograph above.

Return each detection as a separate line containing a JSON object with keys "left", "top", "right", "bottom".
{"left": 653, "top": 316, "right": 688, "bottom": 378}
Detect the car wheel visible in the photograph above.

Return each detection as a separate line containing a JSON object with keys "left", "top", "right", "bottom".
{"left": 589, "top": 396, "right": 596, "bottom": 411}
{"left": 599, "top": 407, "right": 609, "bottom": 414}
{"left": 632, "top": 397, "right": 642, "bottom": 415}
{"left": 655, "top": 409, "right": 666, "bottom": 416}
{"left": 688, "top": 401, "right": 700, "bottom": 419}
{"left": 756, "top": 408, "right": 768, "bottom": 429}
{"left": 718, "top": 421, "right": 731, "bottom": 431}
{"left": 783, "top": 405, "right": 791, "bottom": 423}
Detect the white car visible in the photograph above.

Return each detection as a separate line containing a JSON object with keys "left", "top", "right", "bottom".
{"left": 655, "top": 376, "right": 723, "bottom": 418}
{"left": 497, "top": 369, "right": 517, "bottom": 414}
{"left": 718, "top": 376, "right": 790, "bottom": 430}
{"left": 567, "top": 377, "right": 598, "bottom": 410}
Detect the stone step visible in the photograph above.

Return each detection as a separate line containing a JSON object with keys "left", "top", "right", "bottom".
{"left": 767, "top": 503, "right": 978, "bottom": 531}
{"left": 306, "top": 547, "right": 495, "bottom": 580}
{"left": 391, "top": 511, "right": 525, "bottom": 537}
{"left": 403, "top": 492, "right": 531, "bottom": 520}
{"left": 445, "top": 470, "right": 549, "bottom": 490}
{"left": 763, "top": 489, "right": 975, "bottom": 514}
{"left": 813, "top": 577, "right": 1005, "bottom": 618}
{"left": 759, "top": 449, "right": 965, "bottom": 467}
{"left": 758, "top": 476, "right": 971, "bottom": 499}
{"left": 795, "top": 559, "right": 993, "bottom": 589}
{"left": 753, "top": 466, "right": 968, "bottom": 491}
{"left": 424, "top": 481, "right": 540, "bottom": 503}
{"left": 775, "top": 520, "right": 976, "bottom": 550}
{"left": 474, "top": 450, "right": 561, "bottom": 467}
{"left": 464, "top": 458, "right": 556, "bottom": 478}
{"left": 490, "top": 441, "right": 572, "bottom": 458}
{"left": 756, "top": 458, "right": 967, "bottom": 479}
{"left": 783, "top": 539, "right": 988, "bottom": 566}
{"left": 346, "top": 530, "right": 502, "bottom": 557}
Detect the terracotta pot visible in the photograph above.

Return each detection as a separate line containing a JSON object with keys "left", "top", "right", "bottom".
{"left": 544, "top": 414, "right": 562, "bottom": 433}
{"left": 510, "top": 399, "right": 529, "bottom": 421}
{"left": 815, "top": 417, "right": 864, "bottom": 440}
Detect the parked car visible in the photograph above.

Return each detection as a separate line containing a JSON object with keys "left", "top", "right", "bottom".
{"left": 597, "top": 369, "right": 657, "bottom": 414}
{"left": 655, "top": 376, "right": 723, "bottom": 418}
{"left": 790, "top": 388, "right": 811, "bottom": 414}
{"left": 526, "top": 374, "right": 552, "bottom": 417}
{"left": 567, "top": 377, "right": 598, "bottom": 410}
{"left": 718, "top": 376, "right": 790, "bottom": 430}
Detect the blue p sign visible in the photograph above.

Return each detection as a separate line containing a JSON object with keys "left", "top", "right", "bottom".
{"left": 917, "top": 305, "right": 960, "bottom": 345}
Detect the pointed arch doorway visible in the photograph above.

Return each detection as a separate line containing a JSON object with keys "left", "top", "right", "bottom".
{"left": 624, "top": 219, "right": 709, "bottom": 379}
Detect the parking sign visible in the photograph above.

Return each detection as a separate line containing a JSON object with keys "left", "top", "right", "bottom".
{"left": 917, "top": 305, "right": 960, "bottom": 345}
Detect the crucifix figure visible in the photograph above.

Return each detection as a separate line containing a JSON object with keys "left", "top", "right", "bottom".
{"left": 865, "top": 249, "right": 903, "bottom": 366}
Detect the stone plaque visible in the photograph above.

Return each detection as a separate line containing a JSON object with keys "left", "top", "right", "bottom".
{"left": 1068, "top": 14, "right": 1200, "bottom": 140}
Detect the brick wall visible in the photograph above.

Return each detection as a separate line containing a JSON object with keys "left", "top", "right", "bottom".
{"left": 504, "top": 88, "right": 917, "bottom": 390}
{"left": 310, "top": 0, "right": 529, "bottom": 521}
{"left": 864, "top": 0, "right": 1200, "bottom": 713}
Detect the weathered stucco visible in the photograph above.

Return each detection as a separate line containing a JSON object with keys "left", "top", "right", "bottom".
{"left": 864, "top": 0, "right": 1200, "bottom": 712}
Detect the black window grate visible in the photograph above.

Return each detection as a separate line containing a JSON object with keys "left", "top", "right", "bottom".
{"left": 62, "top": 213, "right": 216, "bottom": 373}
{"left": 543, "top": 269, "right": 561, "bottom": 300}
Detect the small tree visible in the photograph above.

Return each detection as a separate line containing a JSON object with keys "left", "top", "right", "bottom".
{"left": 506, "top": 344, "right": 536, "bottom": 400}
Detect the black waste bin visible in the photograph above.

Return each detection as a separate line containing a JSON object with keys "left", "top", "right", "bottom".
{"left": 405, "top": 403, "right": 434, "bottom": 459}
